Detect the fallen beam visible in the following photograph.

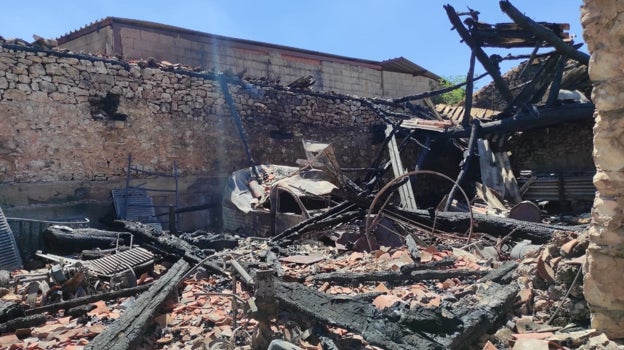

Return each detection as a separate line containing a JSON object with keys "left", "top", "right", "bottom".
{"left": 332, "top": 189, "right": 583, "bottom": 243}
{"left": 24, "top": 283, "right": 152, "bottom": 316}
{"left": 276, "top": 282, "right": 443, "bottom": 350}
{"left": 308, "top": 268, "right": 487, "bottom": 284}
{"left": 392, "top": 208, "right": 584, "bottom": 243}
{"left": 85, "top": 259, "right": 189, "bottom": 350}
{"left": 42, "top": 226, "right": 127, "bottom": 254}
{"left": 0, "top": 314, "right": 46, "bottom": 334}
{"left": 445, "top": 283, "right": 518, "bottom": 348}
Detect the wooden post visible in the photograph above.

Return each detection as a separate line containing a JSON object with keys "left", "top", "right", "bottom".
{"left": 462, "top": 52, "right": 476, "bottom": 127}
{"left": 168, "top": 204, "right": 177, "bottom": 235}
{"left": 445, "top": 120, "right": 480, "bottom": 211}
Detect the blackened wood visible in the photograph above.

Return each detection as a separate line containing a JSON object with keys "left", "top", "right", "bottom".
{"left": 444, "top": 120, "right": 480, "bottom": 210}
{"left": 0, "top": 314, "right": 46, "bottom": 333}
{"left": 43, "top": 227, "right": 126, "bottom": 254}
{"left": 443, "top": 103, "right": 594, "bottom": 138}
{"left": 270, "top": 202, "right": 354, "bottom": 243}
{"left": 444, "top": 4, "right": 514, "bottom": 104}
{"left": 65, "top": 304, "right": 97, "bottom": 318}
{"left": 309, "top": 268, "right": 487, "bottom": 284}
{"left": 399, "top": 257, "right": 456, "bottom": 274}
{"left": 478, "top": 262, "right": 519, "bottom": 284}
{"left": 24, "top": 283, "right": 151, "bottom": 316}
{"left": 86, "top": 259, "right": 189, "bottom": 350}
{"left": 333, "top": 188, "right": 581, "bottom": 242}
{"left": 393, "top": 73, "right": 488, "bottom": 104}
{"left": 508, "top": 54, "right": 562, "bottom": 112}
{"left": 461, "top": 52, "right": 476, "bottom": 127}
{"left": 0, "top": 300, "right": 25, "bottom": 322}
{"left": 546, "top": 56, "right": 566, "bottom": 106}
{"left": 392, "top": 208, "right": 583, "bottom": 243}
{"left": 446, "top": 283, "right": 518, "bottom": 349}
{"left": 499, "top": 1, "right": 590, "bottom": 65}
{"left": 275, "top": 282, "right": 443, "bottom": 350}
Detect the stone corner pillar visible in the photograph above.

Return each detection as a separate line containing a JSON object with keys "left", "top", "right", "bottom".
{"left": 582, "top": 0, "right": 624, "bottom": 339}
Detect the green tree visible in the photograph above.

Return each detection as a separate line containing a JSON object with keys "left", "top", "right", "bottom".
{"left": 432, "top": 75, "right": 466, "bottom": 105}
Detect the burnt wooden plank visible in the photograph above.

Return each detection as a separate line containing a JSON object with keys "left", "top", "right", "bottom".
{"left": 309, "top": 268, "right": 488, "bottom": 284}
{"left": 85, "top": 259, "right": 189, "bottom": 350}
{"left": 275, "top": 282, "right": 444, "bottom": 350}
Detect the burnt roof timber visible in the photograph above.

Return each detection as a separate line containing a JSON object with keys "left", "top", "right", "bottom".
{"left": 499, "top": 1, "right": 589, "bottom": 65}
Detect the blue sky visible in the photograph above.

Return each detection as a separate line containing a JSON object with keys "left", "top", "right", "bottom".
{"left": 0, "top": 1, "right": 584, "bottom": 85}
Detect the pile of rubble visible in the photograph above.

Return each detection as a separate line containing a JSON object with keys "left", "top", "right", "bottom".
{"left": 0, "top": 212, "right": 620, "bottom": 350}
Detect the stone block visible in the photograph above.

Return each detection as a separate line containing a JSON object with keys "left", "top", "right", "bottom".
{"left": 588, "top": 311, "right": 624, "bottom": 340}
{"left": 584, "top": 246, "right": 624, "bottom": 310}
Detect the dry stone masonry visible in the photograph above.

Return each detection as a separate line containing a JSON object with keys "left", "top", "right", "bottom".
{"left": 0, "top": 43, "right": 393, "bottom": 186}
{"left": 582, "top": 0, "right": 624, "bottom": 339}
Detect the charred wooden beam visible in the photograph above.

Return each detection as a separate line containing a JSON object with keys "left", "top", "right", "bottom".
{"left": 445, "top": 120, "right": 480, "bottom": 210}
{"left": 399, "top": 257, "right": 456, "bottom": 274}
{"left": 24, "top": 283, "right": 152, "bottom": 316}
{"left": 308, "top": 268, "right": 488, "bottom": 285}
{"left": 0, "top": 314, "right": 46, "bottom": 334}
{"left": 86, "top": 259, "right": 189, "bottom": 350}
{"left": 462, "top": 52, "right": 477, "bottom": 127}
{"left": 444, "top": 4, "right": 514, "bottom": 104}
{"left": 331, "top": 187, "right": 581, "bottom": 242}
{"left": 443, "top": 103, "right": 595, "bottom": 138}
{"left": 270, "top": 201, "right": 355, "bottom": 243}
{"left": 446, "top": 283, "right": 518, "bottom": 348}
{"left": 508, "top": 54, "right": 563, "bottom": 110}
{"left": 0, "top": 300, "right": 25, "bottom": 322}
{"left": 393, "top": 72, "right": 488, "bottom": 104}
{"left": 499, "top": 1, "right": 590, "bottom": 65}
{"left": 392, "top": 208, "right": 584, "bottom": 243}
{"left": 42, "top": 226, "right": 128, "bottom": 254}
{"left": 276, "top": 282, "right": 443, "bottom": 350}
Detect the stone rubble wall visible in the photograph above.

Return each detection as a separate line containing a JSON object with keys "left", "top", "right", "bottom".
{"left": 582, "top": 0, "right": 624, "bottom": 339}
{"left": 0, "top": 43, "right": 411, "bottom": 230}
{"left": 0, "top": 44, "right": 389, "bottom": 186}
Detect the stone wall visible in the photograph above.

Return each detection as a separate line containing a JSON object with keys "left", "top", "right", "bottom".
{"left": 582, "top": 0, "right": 624, "bottom": 339}
{"left": 0, "top": 43, "right": 402, "bottom": 229}
{"left": 509, "top": 119, "right": 594, "bottom": 173}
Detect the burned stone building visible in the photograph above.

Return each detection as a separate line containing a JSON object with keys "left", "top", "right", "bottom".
{"left": 1, "top": 1, "right": 624, "bottom": 348}
{"left": 0, "top": 19, "right": 441, "bottom": 235}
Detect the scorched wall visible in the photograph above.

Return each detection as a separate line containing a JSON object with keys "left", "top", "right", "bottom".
{"left": 0, "top": 43, "right": 395, "bottom": 229}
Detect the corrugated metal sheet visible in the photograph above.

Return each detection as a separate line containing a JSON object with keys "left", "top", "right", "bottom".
{"left": 518, "top": 173, "right": 595, "bottom": 201}
{"left": 112, "top": 188, "right": 162, "bottom": 230}
{"left": 380, "top": 57, "right": 441, "bottom": 80}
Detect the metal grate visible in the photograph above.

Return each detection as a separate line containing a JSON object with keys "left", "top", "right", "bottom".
{"left": 83, "top": 247, "right": 154, "bottom": 277}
